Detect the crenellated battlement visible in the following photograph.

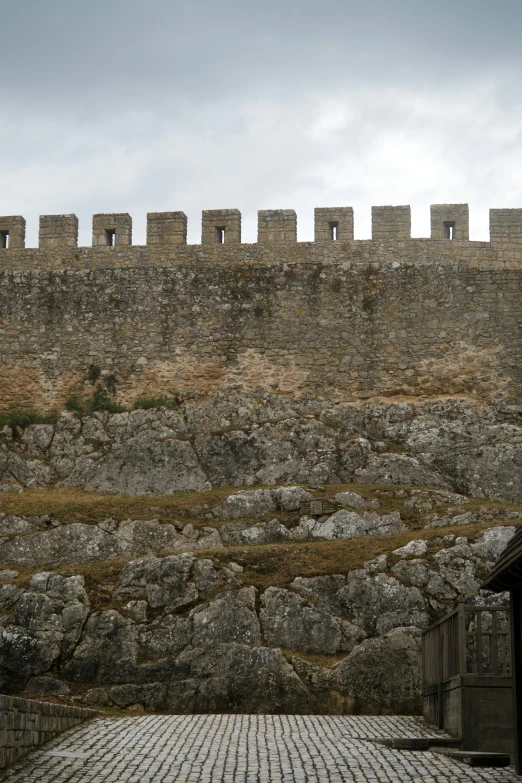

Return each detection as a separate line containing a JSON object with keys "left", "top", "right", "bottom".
{"left": 0, "top": 216, "right": 25, "bottom": 249}
{"left": 39, "top": 214, "right": 78, "bottom": 248}
{"left": 1, "top": 204, "right": 522, "bottom": 252}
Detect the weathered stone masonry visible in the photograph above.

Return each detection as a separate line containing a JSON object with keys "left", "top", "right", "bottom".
{"left": 0, "top": 204, "right": 521, "bottom": 412}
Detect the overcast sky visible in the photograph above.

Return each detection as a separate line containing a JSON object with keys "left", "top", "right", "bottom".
{"left": 1, "top": 0, "right": 522, "bottom": 245}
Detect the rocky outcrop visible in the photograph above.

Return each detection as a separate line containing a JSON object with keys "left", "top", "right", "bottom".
{"left": 0, "top": 517, "right": 223, "bottom": 568}
{"left": 107, "top": 645, "right": 311, "bottom": 714}
{"left": 260, "top": 587, "right": 365, "bottom": 655}
{"left": 1, "top": 388, "right": 520, "bottom": 716}
{"left": 333, "top": 628, "right": 423, "bottom": 714}
{"left": 1, "top": 482, "right": 517, "bottom": 569}
{"left": 0, "top": 526, "right": 515, "bottom": 714}
{"left": 0, "top": 573, "right": 89, "bottom": 692}
{"left": 220, "top": 519, "right": 291, "bottom": 546}
{"left": 290, "top": 511, "right": 405, "bottom": 541}
{"left": 213, "top": 490, "right": 277, "bottom": 519}
{"left": 0, "top": 395, "right": 522, "bottom": 502}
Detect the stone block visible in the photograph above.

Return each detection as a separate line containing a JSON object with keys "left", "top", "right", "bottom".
{"left": 314, "top": 207, "right": 354, "bottom": 241}
{"left": 147, "top": 212, "right": 187, "bottom": 246}
{"left": 257, "top": 210, "right": 297, "bottom": 242}
{"left": 0, "top": 216, "right": 25, "bottom": 249}
{"left": 201, "top": 209, "right": 241, "bottom": 245}
{"left": 92, "top": 213, "right": 132, "bottom": 247}
{"left": 431, "top": 204, "right": 469, "bottom": 240}
{"left": 372, "top": 205, "right": 411, "bottom": 240}
{"left": 39, "top": 215, "right": 78, "bottom": 249}
{"left": 490, "top": 208, "right": 522, "bottom": 246}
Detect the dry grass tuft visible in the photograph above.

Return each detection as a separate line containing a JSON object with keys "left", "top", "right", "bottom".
{"left": 202, "top": 519, "right": 522, "bottom": 590}
{"left": 0, "top": 486, "right": 236, "bottom": 527}
{"left": 2, "top": 482, "right": 522, "bottom": 597}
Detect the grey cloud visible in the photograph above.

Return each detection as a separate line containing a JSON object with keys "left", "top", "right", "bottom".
{"left": 3, "top": 84, "right": 521, "bottom": 246}
{"left": 0, "top": 1, "right": 521, "bottom": 247}
{"left": 1, "top": 1, "right": 522, "bottom": 107}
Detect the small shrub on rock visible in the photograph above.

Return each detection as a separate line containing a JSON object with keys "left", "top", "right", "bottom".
{"left": 65, "top": 385, "right": 126, "bottom": 415}
{"left": 133, "top": 395, "right": 181, "bottom": 410}
{"left": 0, "top": 410, "right": 58, "bottom": 430}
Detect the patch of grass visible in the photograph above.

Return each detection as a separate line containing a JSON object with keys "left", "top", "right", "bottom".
{"left": 89, "top": 385, "right": 126, "bottom": 414}
{"left": 2, "top": 481, "right": 522, "bottom": 532}
{"left": 0, "top": 482, "right": 398, "bottom": 529}
{"left": 204, "top": 518, "right": 522, "bottom": 590}
{"left": 0, "top": 565, "right": 36, "bottom": 591}
{"left": 313, "top": 482, "right": 522, "bottom": 528}
{"left": 0, "top": 485, "right": 236, "bottom": 526}
{"left": 382, "top": 442, "right": 408, "bottom": 454}
{"left": 65, "top": 385, "right": 127, "bottom": 416}
{"left": 133, "top": 395, "right": 182, "bottom": 411}
{"left": 67, "top": 388, "right": 186, "bottom": 417}
{"left": 65, "top": 395, "right": 84, "bottom": 413}
{"left": 0, "top": 410, "right": 58, "bottom": 430}
{"left": 207, "top": 537, "right": 406, "bottom": 589}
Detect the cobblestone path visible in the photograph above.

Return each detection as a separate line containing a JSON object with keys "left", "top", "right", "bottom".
{"left": 1, "top": 715, "right": 519, "bottom": 782}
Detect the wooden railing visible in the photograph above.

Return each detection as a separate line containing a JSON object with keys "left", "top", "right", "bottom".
{"left": 423, "top": 601, "right": 511, "bottom": 685}
{"left": 422, "top": 601, "right": 511, "bottom": 727}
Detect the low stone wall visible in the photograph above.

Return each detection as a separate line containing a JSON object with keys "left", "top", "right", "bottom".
{"left": 0, "top": 693, "right": 97, "bottom": 770}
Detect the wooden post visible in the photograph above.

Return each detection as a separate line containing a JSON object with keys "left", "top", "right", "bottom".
{"left": 476, "top": 610, "right": 483, "bottom": 675}
{"left": 458, "top": 600, "right": 467, "bottom": 675}
{"left": 491, "top": 610, "right": 499, "bottom": 675}
{"left": 510, "top": 588, "right": 522, "bottom": 773}
{"left": 438, "top": 633, "right": 444, "bottom": 729}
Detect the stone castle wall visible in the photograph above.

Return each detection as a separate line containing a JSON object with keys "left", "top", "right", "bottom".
{"left": 0, "top": 694, "right": 96, "bottom": 769}
{"left": 0, "top": 203, "right": 522, "bottom": 411}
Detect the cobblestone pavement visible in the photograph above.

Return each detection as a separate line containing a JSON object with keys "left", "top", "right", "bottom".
{"left": 1, "top": 715, "right": 519, "bottom": 782}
